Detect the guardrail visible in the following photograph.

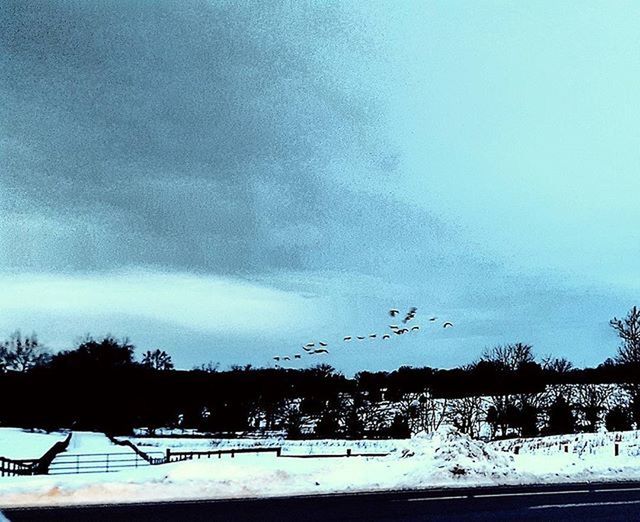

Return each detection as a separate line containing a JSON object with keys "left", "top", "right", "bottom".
{"left": 48, "top": 451, "right": 166, "bottom": 475}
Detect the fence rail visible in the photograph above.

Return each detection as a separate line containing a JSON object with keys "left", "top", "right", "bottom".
{"left": 48, "top": 451, "right": 166, "bottom": 475}
{"left": 165, "top": 447, "right": 282, "bottom": 462}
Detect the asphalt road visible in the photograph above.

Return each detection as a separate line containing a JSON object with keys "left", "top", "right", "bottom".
{"left": 5, "top": 482, "right": 640, "bottom": 521}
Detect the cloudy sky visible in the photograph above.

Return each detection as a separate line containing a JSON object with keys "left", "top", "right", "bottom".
{"left": 1, "top": 1, "right": 639, "bottom": 372}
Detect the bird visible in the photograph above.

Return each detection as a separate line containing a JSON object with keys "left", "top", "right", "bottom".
{"left": 356, "top": 336, "right": 366, "bottom": 340}
{"left": 305, "top": 342, "right": 315, "bottom": 348}
{"left": 429, "top": 317, "right": 437, "bottom": 322}
{"left": 273, "top": 356, "right": 280, "bottom": 361}
{"left": 294, "top": 354, "right": 301, "bottom": 359}
{"left": 443, "top": 322, "right": 454, "bottom": 329}
{"left": 302, "top": 346, "right": 313, "bottom": 352}
{"left": 389, "top": 325, "right": 399, "bottom": 330}
{"left": 313, "top": 348, "right": 329, "bottom": 354}
{"left": 343, "top": 336, "right": 352, "bottom": 341}
{"left": 411, "top": 326, "right": 420, "bottom": 331}
{"left": 319, "top": 341, "right": 328, "bottom": 347}
{"left": 369, "top": 334, "right": 377, "bottom": 339}
{"left": 393, "top": 329, "right": 404, "bottom": 335}
{"left": 382, "top": 334, "right": 390, "bottom": 340}
{"left": 283, "top": 356, "right": 291, "bottom": 361}
{"left": 389, "top": 309, "right": 399, "bottom": 317}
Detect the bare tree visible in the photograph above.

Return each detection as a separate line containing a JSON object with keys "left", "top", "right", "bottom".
{"left": 575, "top": 384, "right": 615, "bottom": 432}
{"left": 541, "top": 356, "right": 574, "bottom": 374}
{"left": 141, "top": 349, "right": 174, "bottom": 370}
{"left": 611, "top": 307, "right": 640, "bottom": 365}
{"left": 2, "top": 331, "right": 50, "bottom": 372}
{"left": 611, "top": 307, "right": 640, "bottom": 426}
{"left": 481, "top": 343, "right": 535, "bottom": 370}
{"left": 447, "top": 396, "right": 486, "bottom": 438}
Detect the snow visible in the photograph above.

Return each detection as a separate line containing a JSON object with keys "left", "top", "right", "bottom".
{"left": 0, "top": 429, "right": 67, "bottom": 460}
{"left": 63, "top": 432, "right": 129, "bottom": 455}
{"left": 2, "top": 428, "right": 640, "bottom": 508}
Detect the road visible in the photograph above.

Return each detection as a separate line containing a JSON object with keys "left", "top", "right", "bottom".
{"left": 5, "top": 482, "right": 640, "bottom": 521}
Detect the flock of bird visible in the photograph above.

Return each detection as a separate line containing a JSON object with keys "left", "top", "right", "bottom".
{"left": 271, "top": 307, "right": 454, "bottom": 367}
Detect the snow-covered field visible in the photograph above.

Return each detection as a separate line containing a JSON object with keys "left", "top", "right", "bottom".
{"left": 2, "top": 428, "right": 640, "bottom": 508}
{"left": 0, "top": 429, "right": 68, "bottom": 460}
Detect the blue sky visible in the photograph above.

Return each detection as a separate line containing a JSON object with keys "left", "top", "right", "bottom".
{"left": 1, "top": 1, "right": 638, "bottom": 372}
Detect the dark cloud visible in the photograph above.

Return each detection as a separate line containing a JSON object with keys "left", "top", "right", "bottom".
{"left": 1, "top": 0, "right": 408, "bottom": 274}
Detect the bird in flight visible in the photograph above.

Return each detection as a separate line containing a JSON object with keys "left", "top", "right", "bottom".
{"left": 389, "top": 309, "right": 399, "bottom": 317}
{"left": 305, "top": 342, "right": 315, "bottom": 347}
{"left": 411, "top": 326, "right": 420, "bottom": 331}
{"left": 429, "top": 317, "right": 437, "bottom": 322}
{"left": 403, "top": 307, "right": 417, "bottom": 323}
{"left": 369, "top": 334, "right": 377, "bottom": 339}
{"left": 443, "top": 322, "right": 454, "bottom": 329}
{"left": 343, "top": 336, "right": 352, "bottom": 341}
{"left": 283, "top": 356, "right": 291, "bottom": 361}
{"left": 294, "top": 354, "right": 301, "bottom": 359}
{"left": 273, "top": 356, "right": 280, "bottom": 361}
{"left": 313, "top": 348, "right": 329, "bottom": 354}
{"left": 319, "top": 341, "right": 328, "bottom": 347}
{"left": 382, "top": 334, "right": 390, "bottom": 340}
{"left": 389, "top": 325, "right": 399, "bottom": 330}
{"left": 357, "top": 336, "right": 366, "bottom": 340}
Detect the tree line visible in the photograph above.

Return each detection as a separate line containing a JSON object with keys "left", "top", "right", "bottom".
{"left": 1, "top": 307, "right": 640, "bottom": 439}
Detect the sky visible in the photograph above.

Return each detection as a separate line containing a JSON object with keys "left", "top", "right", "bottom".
{"left": 1, "top": 1, "right": 639, "bottom": 373}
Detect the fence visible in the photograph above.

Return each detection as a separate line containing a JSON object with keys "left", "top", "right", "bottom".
{"left": 0, "top": 457, "right": 39, "bottom": 477}
{"left": 165, "top": 447, "right": 282, "bottom": 462}
{"left": 279, "top": 449, "right": 390, "bottom": 458}
{"left": 48, "top": 451, "right": 166, "bottom": 475}
{"left": 0, "top": 432, "right": 72, "bottom": 477}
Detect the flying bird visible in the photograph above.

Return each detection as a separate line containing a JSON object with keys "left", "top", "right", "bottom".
{"left": 411, "top": 326, "right": 420, "bottom": 331}
{"left": 305, "top": 342, "right": 315, "bottom": 348}
{"left": 319, "top": 342, "right": 328, "bottom": 347}
{"left": 357, "top": 336, "right": 366, "bottom": 340}
{"left": 343, "top": 336, "right": 352, "bottom": 341}
{"left": 273, "top": 356, "right": 280, "bottom": 361}
{"left": 382, "top": 334, "right": 390, "bottom": 340}
{"left": 389, "top": 325, "right": 399, "bottom": 330}
{"left": 283, "top": 356, "right": 291, "bottom": 361}
{"left": 294, "top": 354, "right": 301, "bottom": 359}
{"left": 313, "top": 348, "right": 329, "bottom": 354}
{"left": 302, "top": 346, "right": 313, "bottom": 352}
{"left": 443, "top": 322, "right": 454, "bottom": 329}
{"left": 369, "top": 334, "right": 377, "bottom": 339}
{"left": 389, "top": 309, "right": 399, "bottom": 317}
{"left": 429, "top": 317, "right": 437, "bottom": 322}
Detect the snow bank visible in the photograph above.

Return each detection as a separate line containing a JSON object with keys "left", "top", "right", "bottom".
{"left": 3, "top": 428, "right": 640, "bottom": 508}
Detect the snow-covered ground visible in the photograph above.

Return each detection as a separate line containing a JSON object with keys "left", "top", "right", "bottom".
{"left": 2, "top": 428, "right": 640, "bottom": 508}
{"left": 63, "top": 432, "right": 132, "bottom": 455}
{"left": 0, "top": 429, "right": 68, "bottom": 460}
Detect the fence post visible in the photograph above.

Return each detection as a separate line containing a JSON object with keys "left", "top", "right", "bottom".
{"left": 564, "top": 444, "right": 569, "bottom": 453}
{"left": 514, "top": 446, "right": 520, "bottom": 455}
{"left": 615, "top": 443, "right": 619, "bottom": 457}
{"left": 166, "top": 449, "right": 171, "bottom": 463}
{"left": 106, "top": 453, "right": 110, "bottom": 473}
{"left": 231, "top": 450, "right": 235, "bottom": 458}
{"left": 276, "top": 448, "right": 281, "bottom": 457}
{"left": 347, "top": 449, "right": 352, "bottom": 457}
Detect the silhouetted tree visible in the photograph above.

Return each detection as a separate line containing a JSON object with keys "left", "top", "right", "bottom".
{"left": 142, "top": 349, "right": 174, "bottom": 370}
{"left": 547, "top": 396, "right": 575, "bottom": 435}
{"left": 1, "top": 331, "right": 50, "bottom": 372}
{"left": 606, "top": 405, "right": 632, "bottom": 432}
